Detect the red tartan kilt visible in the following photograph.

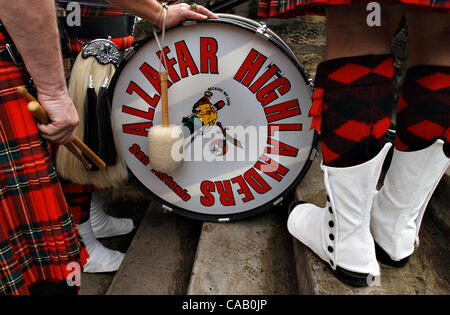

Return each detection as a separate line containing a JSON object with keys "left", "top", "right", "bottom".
{"left": 55, "top": 2, "right": 134, "bottom": 55}
{"left": 0, "top": 32, "right": 87, "bottom": 295}
{"left": 257, "top": 0, "right": 450, "bottom": 18}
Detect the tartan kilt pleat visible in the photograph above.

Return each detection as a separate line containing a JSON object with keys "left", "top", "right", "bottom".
{"left": 258, "top": 0, "right": 450, "bottom": 18}
{"left": 0, "top": 35, "right": 88, "bottom": 294}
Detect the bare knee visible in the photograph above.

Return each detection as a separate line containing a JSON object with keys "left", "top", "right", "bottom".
{"left": 325, "top": 4, "right": 404, "bottom": 60}
{"left": 407, "top": 11, "right": 450, "bottom": 67}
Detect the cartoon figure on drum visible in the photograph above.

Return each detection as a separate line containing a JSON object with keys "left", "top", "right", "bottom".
{"left": 181, "top": 90, "right": 241, "bottom": 150}
{"left": 182, "top": 91, "right": 225, "bottom": 135}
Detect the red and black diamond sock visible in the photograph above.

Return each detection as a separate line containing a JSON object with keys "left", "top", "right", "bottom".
{"left": 62, "top": 183, "right": 93, "bottom": 224}
{"left": 64, "top": 191, "right": 92, "bottom": 224}
{"left": 395, "top": 65, "right": 449, "bottom": 157}
{"left": 313, "top": 54, "right": 395, "bottom": 167}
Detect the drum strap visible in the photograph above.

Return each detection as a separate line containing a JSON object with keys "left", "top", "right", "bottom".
{"left": 0, "top": 22, "right": 23, "bottom": 66}
{"left": 153, "top": 3, "right": 169, "bottom": 72}
{"left": 0, "top": 21, "right": 36, "bottom": 95}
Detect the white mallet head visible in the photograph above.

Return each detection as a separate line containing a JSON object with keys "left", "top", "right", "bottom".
{"left": 147, "top": 124, "right": 184, "bottom": 173}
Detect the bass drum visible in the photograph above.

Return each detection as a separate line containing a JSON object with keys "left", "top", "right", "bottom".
{"left": 110, "top": 14, "right": 318, "bottom": 221}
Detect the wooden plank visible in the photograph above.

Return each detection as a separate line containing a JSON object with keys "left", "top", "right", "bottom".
{"left": 79, "top": 188, "right": 150, "bottom": 295}
{"left": 106, "top": 202, "right": 202, "bottom": 295}
{"left": 187, "top": 209, "right": 298, "bottom": 295}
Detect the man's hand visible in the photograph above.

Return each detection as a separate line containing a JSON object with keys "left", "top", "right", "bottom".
{"left": 0, "top": 0, "right": 79, "bottom": 145}
{"left": 37, "top": 89, "right": 79, "bottom": 145}
{"left": 160, "top": 3, "right": 217, "bottom": 29}
{"left": 106, "top": 0, "right": 217, "bottom": 29}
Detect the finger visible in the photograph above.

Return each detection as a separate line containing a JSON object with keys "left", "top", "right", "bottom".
{"left": 40, "top": 132, "right": 64, "bottom": 145}
{"left": 37, "top": 122, "right": 57, "bottom": 137}
{"left": 44, "top": 132, "right": 73, "bottom": 145}
{"left": 195, "top": 5, "right": 218, "bottom": 19}
{"left": 184, "top": 10, "right": 209, "bottom": 21}
{"left": 37, "top": 123, "right": 73, "bottom": 145}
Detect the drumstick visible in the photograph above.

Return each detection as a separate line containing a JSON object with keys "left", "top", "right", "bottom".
{"left": 216, "top": 122, "right": 243, "bottom": 148}
{"left": 26, "top": 99, "right": 106, "bottom": 170}
{"left": 65, "top": 141, "right": 93, "bottom": 170}
{"left": 71, "top": 136, "right": 106, "bottom": 169}
{"left": 17, "top": 87, "right": 105, "bottom": 169}
{"left": 161, "top": 72, "right": 169, "bottom": 127}
{"left": 17, "top": 86, "right": 37, "bottom": 102}
{"left": 23, "top": 99, "right": 92, "bottom": 169}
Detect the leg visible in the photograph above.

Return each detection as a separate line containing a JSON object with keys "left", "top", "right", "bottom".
{"left": 89, "top": 191, "right": 134, "bottom": 239}
{"left": 407, "top": 10, "right": 450, "bottom": 68}
{"left": 395, "top": 11, "right": 450, "bottom": 155}
{"left": 317, "top": 4, "right": 404, "bottom": 167}
{"left": 371, "top": 11, "right": 450, "bottom": 266}
{"left": 62, "top": 183, "right": 126, "bottom": 273}
{"left": 288, "top": 4, "right": 403, "bottom": 287}
{"left": 325, "top": 4, "right": 404, "bottom": 60}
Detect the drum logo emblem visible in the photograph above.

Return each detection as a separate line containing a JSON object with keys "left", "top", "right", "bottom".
{"left": 181, "top": 88, "right": 240, "bottom": 155}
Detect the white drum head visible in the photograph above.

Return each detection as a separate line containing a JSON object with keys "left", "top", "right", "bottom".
{"left": 110, "top": 15, "right": 317, "bottom": 221}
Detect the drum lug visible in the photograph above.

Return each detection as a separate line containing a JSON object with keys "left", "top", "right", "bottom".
{"left": 218, "top": 217, "right": 230, "bottom": 223}
{"left": 256, "top": 22, "right": 270, "bottom": 40}
{"left": 309, "top": 147, "right": 319, "bottom": 160}
{"left": 123, "top": 46, "right": 136, "bottom": 62}
{"left": 273, "top": 197, "right": 283, "bottom": 206}
{"left": 162, "top": 204, "right": 173, "bottom": 213}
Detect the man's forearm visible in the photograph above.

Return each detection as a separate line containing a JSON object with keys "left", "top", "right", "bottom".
{"left": 107, "top": 0, "right": 163, "bottom": 25}
{"left": 0, "top": 0, "right": 66, "bottom": 95}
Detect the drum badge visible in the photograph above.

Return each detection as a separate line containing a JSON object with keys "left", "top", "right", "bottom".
{"left": 81, "top": 39, "right": 124, "bottom": 67}
{"left": 182, "top": 90, "right": 242, "bottom": 153}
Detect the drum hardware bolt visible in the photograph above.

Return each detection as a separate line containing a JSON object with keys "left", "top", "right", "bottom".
{"left": 124, "top": 47, "right": 135, "bottom": 60}
{"left": 218, "top": 218, "right": 230, "bottom": 223}
{"left": 256, "top": 23, "right": 270, "bottom": 39}
{"left": 273, "top": 197, "right": 283, "bottom": 206}
{"left": 309, "top": 147, "right": 319, "bottom": 160}
{"left": 162, "top": 204, "right": 174, "bottom": 213}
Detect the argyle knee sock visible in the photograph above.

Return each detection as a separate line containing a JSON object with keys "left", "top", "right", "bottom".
{"left": 310, "top": 54, "right": 395, "bottom": 167}
{"left": 62, "top": 185, "right": 93, "bottom": 225}
{"left": 395, "top": 65, "right": 449, "bottom": 157}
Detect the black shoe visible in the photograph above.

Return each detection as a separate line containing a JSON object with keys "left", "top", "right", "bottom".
{"left": 375, "top": 242, "right": 410, "bottom": 268}
{"left": 334, "top": 266, "right": 375, "bottom": 287}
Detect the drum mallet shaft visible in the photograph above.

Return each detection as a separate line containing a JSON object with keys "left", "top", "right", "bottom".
{"left": 17, "top": 86, "right": 105, "bottom": 170}
{"left": 147, "top": 72, "right": 184, "bottom": 173}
